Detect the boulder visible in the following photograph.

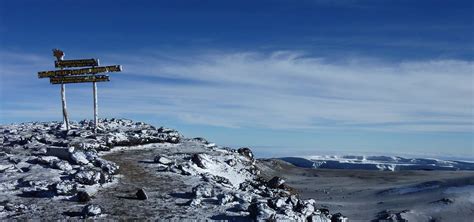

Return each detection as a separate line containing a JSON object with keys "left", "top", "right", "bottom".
{"left": 154, "top": 155, "right": 173, "bottom": 165}
{"left": 248, "top": 202, "right": 276, "bottom": 220}
{"left": 74, "top": 170, "right": 101, "bottom": 185}
{"left": 308, "top": 214, "right": 331, "bottom": 222}
{"left": 70, "top": 152, "right": 89, "bottom": 165}
{"left": 237, "top": 147, "right": 254, "bottom": 160}
{"left": 53, "top": 160, "right": 73, "bottom": 171}
{"left": 191, "top": 154, "right": 207, "bottom": 169}
{"left": 225, "top": 159, "right": 237, "bottom": 167}
{"left": 76, "top": 190, "right": 91, "bottom": 202}
{"left": 218, "top": 193, "right": 235, "bottom": 205}
{"left": 136, "top": 188, "right": 148, "bottom": 200}
{"left": 192, "top": 184, "right": 216, "bottom": 198}
{"left": 54, "top": 181, "right": 77, "bottom": 195}
{"left": 94, "top": 158, "right": 119, "bottom": 174}
{"left": 268, "top": 176, "right": 285, "bottom": 189}
{"left": 331, "top": 213, "right": 348, "bottom": 222}
{"left": 82, "top": 204, "right": 101, "bottom": 217}
{"left": 46, "top": 147, "right": 74, "bottom": 160}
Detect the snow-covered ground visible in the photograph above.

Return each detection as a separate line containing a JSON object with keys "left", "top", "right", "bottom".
{"left": 280, "top": 155, "right": 474, "bottom": 171}
{"left": 0, "top": 119, "right": 346, "bottom": 221}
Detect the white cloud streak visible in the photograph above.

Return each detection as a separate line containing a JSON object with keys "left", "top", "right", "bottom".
{"left": 1, "top": 50, "right": 473, "bottom": 132}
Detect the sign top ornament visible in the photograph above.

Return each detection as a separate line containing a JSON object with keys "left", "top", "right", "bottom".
{"left": 53, "top": 49, "right": 65, "bottom": 61}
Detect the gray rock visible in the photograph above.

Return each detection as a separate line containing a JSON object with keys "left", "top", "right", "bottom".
{"left": 94, "top": 158, "right": 119, "bottom": 174}
{"left": 218, "top": 193, "right": 235, "bottom": 205}
{"left": 136, "top": 188, "right": 148, "bottom": 200}
{"left": 191, "top": 154, "right": 207, "bottom": 169}
{"left": 225, "top": 159, "right": 237, "bottom": 167}
{"left": 248, "top": 202, "right": 276, "bottom": 220}
{"left": 76, "top": 190, "right": 91, "bottom": 202}
{"left": 53, "top": 160, "right": 73, "bottom": 171}
{"left": 70, "top": 151, "right": 89, "bottom": 165}
{"left": 331, "top": 213, "right": 348, "bottom": 222}
{"left": 82, "top": 204, "right": 101, "bottom": 217}
{"left": 55, "top": 181, "right": 77, "bottom": 195}
{"left": 192, "top": 184, "right": 216, "bottom": 198}
{"left": 268, "top": 176, "right": 285, "bottom": 189}
{"left": 46, "top": 147, "right": 74, "bottom": 160}
{"left": 237, "top": 147, "right": 254, "bottom": 160}
{"left": 75, "top": 170, "right": 101, "bottom": 185}
{"left": 154, "top": 155, "right": 173, "bottom": 165}
{"left": 307, "top": 214, "right": 331, "bottom": 222}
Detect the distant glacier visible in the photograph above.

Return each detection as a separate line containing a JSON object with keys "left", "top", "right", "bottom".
{"left": 279, "top": 155, "right": 474, "bottom": 171}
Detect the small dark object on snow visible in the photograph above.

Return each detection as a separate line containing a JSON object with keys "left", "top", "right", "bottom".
{"left": 431, "top": 198, "right": 454, "bottom": 204}
{"left": 237, "top": 147, "right": 254, "bottom": 160}
{"left": 136, "top": 188, "right": 148, "bottom": 200}
{"left": 76, "top": 191, "right": 91, "bottom": 202}
{"left": 267, "top": 176, "right": 285, "bottom": 189}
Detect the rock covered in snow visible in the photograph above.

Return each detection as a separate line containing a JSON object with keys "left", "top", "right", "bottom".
{"left": 82, "top": 204, "right": 102, "bottom": 217}
{"left": 74, "top": 170, "right": 102, "bottom": 185}
{"left": 237, "top": 147, "right": 254, "bottom": 160}
{"left": 154, "top": 155, "right": 173, "bottom": 165}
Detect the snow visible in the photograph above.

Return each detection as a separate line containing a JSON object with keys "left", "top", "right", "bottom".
{"left": 280, "top": 155, "right": 474, "bottom": 171}
{"left": 444, "top": 185, "right": 474, "bottom": 204}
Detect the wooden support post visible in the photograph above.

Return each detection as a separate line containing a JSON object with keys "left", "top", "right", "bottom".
{"left": 93, "top": 81, "right": 98, "bottom": 133}
{"left": 60, "top": 75, "right": 70, "bottom": 130}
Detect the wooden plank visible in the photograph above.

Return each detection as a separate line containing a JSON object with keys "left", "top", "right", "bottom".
{"left": 55, "top": 59, "right": 99, "bottom": 68}
{"left": 38, "top": 65, "right": 122, "bottom": 78}
{"left": 50, "top": 75, "right": 110, "bottom": 84}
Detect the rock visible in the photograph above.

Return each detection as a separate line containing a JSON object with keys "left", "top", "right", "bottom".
{"left": 82, "top": 204, "right": 101, "bottom": 217}
{"left": 268, "top": 176, "right": 285, "bottom": 189}
{"left": 192, "top": 184, "right": 216, "bottom": 198}
{"left": 431, "top": 198, "right": 454, "bottom": 204}
{"left": 237, "top": 147, "right": 254, "bottom": 160}
{"left": 53, "top": 160, "right": 73, "bottom": 171}
{"left": 136, "top": 188, "right": 148, "bottom": 200}
{"left": 218, "top": 193, "right": 235, "bottom": 205}
{"left": 330, "top": 213, "right": 348, "bottom": 222}
{"left": 75, "top": 170, "right": 101, "bottom": 185}
{"left": 287, "top": 195, "right": 299, "bottom": 207}
{"left": 188, "top": 198, "right": 202, "bottom": 207}
{"left": 248, "top": 202, "right": 276, "bottom": 220}
{"left": 225, "top": 159, "right": 237, "bottom": 167}
{"left": 76, "top": 190, "right": 92, "bottom": 202}
{"left": 191, "top": 154, "right": 207, "bottom": 169}
{"left": 308, "top": 214, "right": 331, "bottom": 222}
{"left": 270, "top": 197, "right": 287, "bottom": 209}
{"left": 55, "top": 181, "right": 77, "bottom": 195}
{"left": 46, "top": 147, "right": 74, "bottom": 160}
{"left": 70, "top": 151, "right": 89, "bottom": 165}
{"left": 296, "top": 200, "right": 315, "bottom": 217}
{"left": 192, "top": 137, "right": 209, "bottom": 144}
{"left": 94, "top": 158, "right": 119, "bottom": 174}
{"left": 154, "top": 155, "right": 173, "bottom": 165}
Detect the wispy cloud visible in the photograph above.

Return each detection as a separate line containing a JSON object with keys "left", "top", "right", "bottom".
{"left": 1, "top": 50, "right": 473, "bottom": 132}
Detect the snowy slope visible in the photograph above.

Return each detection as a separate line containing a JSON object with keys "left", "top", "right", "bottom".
{"left": 280, "top": 155, "right": 474, "bottom": 171}
{"left": 0, "top": 119, "right": 346, "bottom": 221}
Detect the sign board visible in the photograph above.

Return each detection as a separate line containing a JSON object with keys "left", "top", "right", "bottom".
{"left": 50, "top": 75, "right": 110, "bottom": 84}
{"left": 38, "top": 65, "right": 122, "bottom": 78}
{"left": 55, "top": 59, "right": 99, "bottom": 68}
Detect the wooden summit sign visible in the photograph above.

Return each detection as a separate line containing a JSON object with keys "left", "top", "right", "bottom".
{"left": 50, "top": 75, "right": 110, "bottom": 84}
{"left": 37, "top": 49, "right": 122, "bottom": 132}
{"left": 38, "top": 65, "right": 122, "bottom": 78}
{"left": 55, "top": 59, "right": 99, "bottom": 68}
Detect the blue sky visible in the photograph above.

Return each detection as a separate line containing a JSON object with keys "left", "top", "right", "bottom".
{"left": 0, "top": 0, "right": 473, "bottom": 158}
